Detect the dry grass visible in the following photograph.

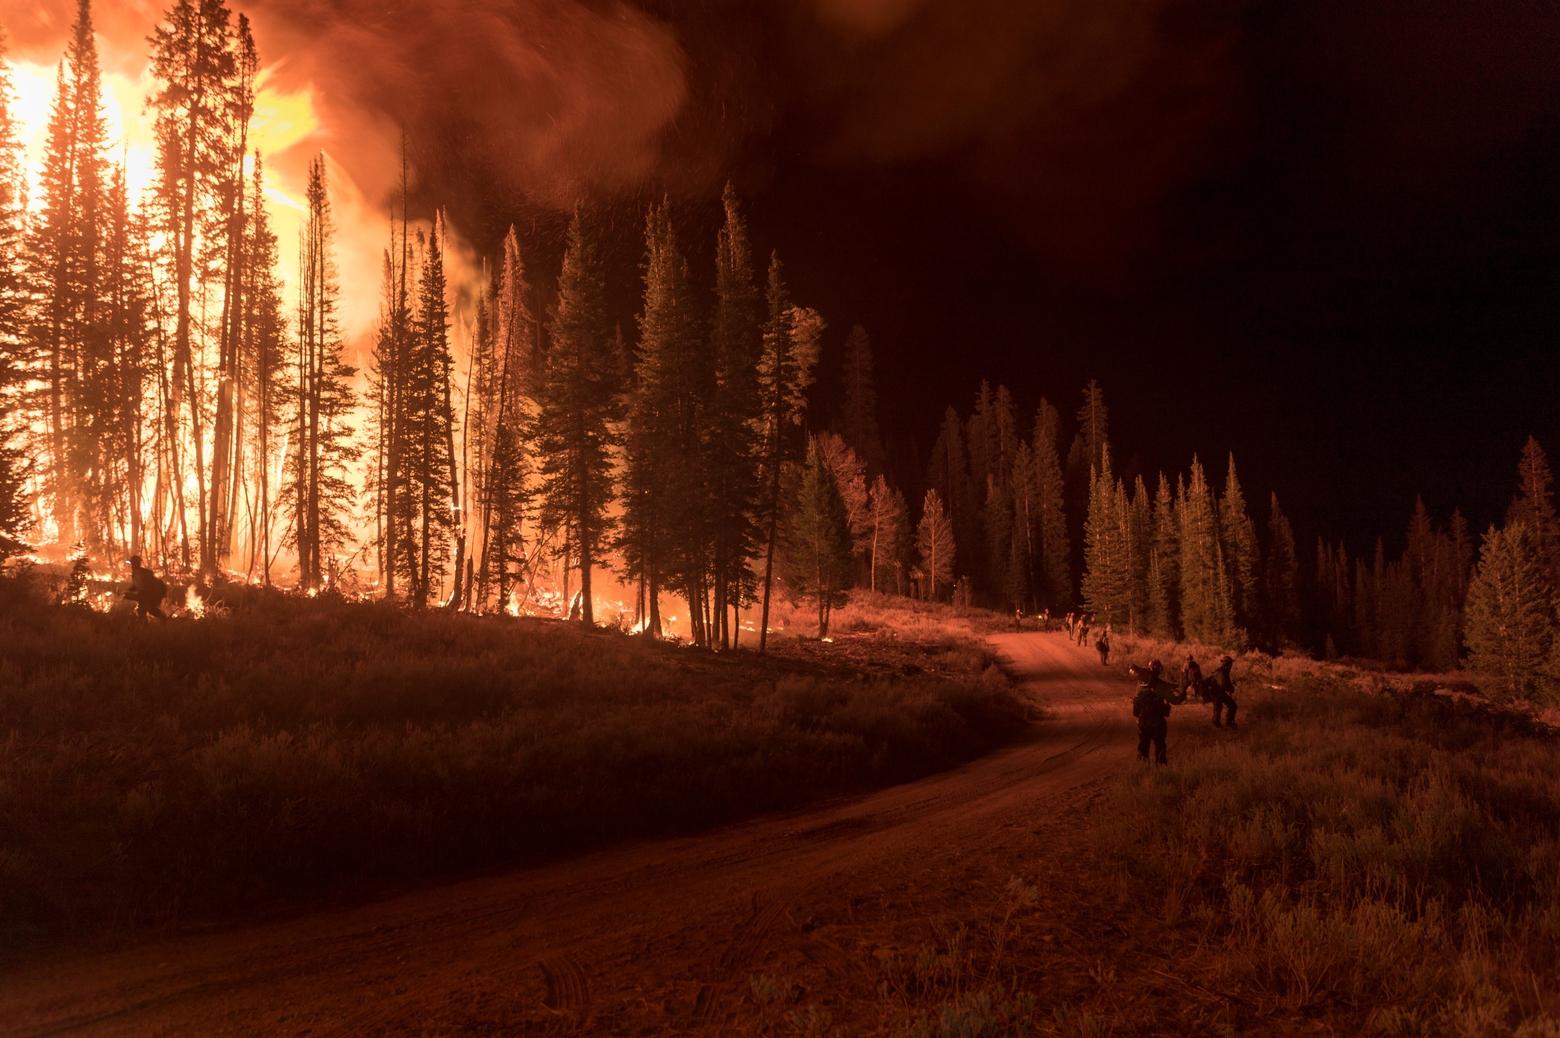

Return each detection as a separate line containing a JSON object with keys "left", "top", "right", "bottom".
{"left": 729, "top": 662, "right": 1560, "bottom": 1036}
{"left": 0, "top": 576, "right": 1021, "bottom": 952}
{"left": 1086, "top": 676, "right": 1560, "bottom": 1033}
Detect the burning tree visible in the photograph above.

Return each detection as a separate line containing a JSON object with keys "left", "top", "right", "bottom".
{"left": 535, "top": 208, "right": 621, "bottom": 627}
{"left": 621, "top": 198, "right": 706, "bottom": 641}
{"left": 0, "top": 32, "right": 30, "bottom": 556}
{"left": 285, "top": 156, "right": 359, "bottom": 592}
{"left": 237, "top": 156, "right": 288, "bottom": 583}
{"left": 388, "top": 213, "right": 458, "bottom": 608}
{"left": 471, "top": 227, "right": 538, "bottom": 613}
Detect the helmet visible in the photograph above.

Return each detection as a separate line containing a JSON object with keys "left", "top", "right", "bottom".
{"left": 1221, "top": 655, "right": 1234, "bottom": 665}
{"left": 1148, "top": 659, "right": 1163, "bottom": 676}
{"left": 128, "top": 555, "right": 142, "bottom": 567}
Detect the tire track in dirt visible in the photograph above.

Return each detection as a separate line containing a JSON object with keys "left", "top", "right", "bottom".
{"left": 0, "top": 631, "right": 1134, "bottom": 1037}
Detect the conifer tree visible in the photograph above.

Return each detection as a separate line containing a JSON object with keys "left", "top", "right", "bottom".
{"left": 917, "top": 489, "right": 955, "bottom": 601}
{"left": 1219, "top": 454, "right": 1259, "bottom": 632}
{"left": 1067, "top": 378, "right": 1110, "bottom": 476}
{"left": 1262, "top": 492, "right": 1301, "bottom": 644}
{"left": 1126, "top": 476, "right": 1151, "bottom": 630}
{"left": 287, "top": 156, "right": 359, "bottom": 591}
{"left": 755, "top": 255, "right": 820, "bottom": 651}
{"left": 1082, "top": 445, "right": 1131, "bottom": 627}
{"left": 838, "top": 324, "right": 885, "bottom": 475}
{"left": 393, "top": 213, "right": 460, "bottom": 606}
{"left": 621, "top": 199, "right": 706, "bottom": 639}
{"left": 204, "top": 14, "right": 257, "bottom": 574}
{"left": 97, "top": 167, "right": 157, "bottom": 559}
{"left": 1178, "top": 455, "right": 1235, "bottom": 644}
{"left": 235, "top": 155, "right": 285, "bottom": 581}
{"left": 866, "top": 473, "right": 907, "bottom": 594}
{"left": 0, "top": 34, "right": 27, "bottom": 556}
{"left": 984, "top": 477, "right": 1013, "bottom": 607}
{"left": 966, "top": 381, "right": 996, "bottom": 493}
{"left": 1008, "top": 439, "right": 1038, "bottom": 608}
{"left": 474, "top": 227, "right": 535, "bottom": 611}
{"left": 368, "top": 145, "right": 415, "bottom": 596}
{"left": 1464, "top": 522, "right": 1555, "bottom": 701}
{"left": 1031, "top": 400, "right": 1070, "bottom": 608}
{"left": 149, "top": 0, "right": 241, "bottom": 567}
{"left": 536, "top": 208, "right": 622, "bottom": 627}
{"left": 29, "top": 0, "right": 112, "bottom": 548}
{"left": 817, "top": 431, "right": 871, "bottom": 564}
{"left": 706, "top": 183, "right": 763, "bottom": 647}
{"left": 927, "top": 405, "right": 977, "bottom": 587}
{"left": 1507, "top": 436, "right": 1559, "bottom": 587}
{"left": 782, "top": 437, "right": 852, "bottom": 637}
{"left": 1147, "top": 474, "right": 1179, "bottom": 637}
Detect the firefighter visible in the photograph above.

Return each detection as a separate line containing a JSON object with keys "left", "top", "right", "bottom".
{"left": 1131, "top": 659, "right": 1187, "bottom": 764}
{"left": 1095, "top": 628, "right": 1111, "bottom": 665}
{"left": 1182, "top": 654, "right": 1205, "bottom": 700}
{"left": 1077, "top": 612, "right": 1092, "bottom": 645}
{"left": 1210, "top": 655, "right": 1239, "bottom": 728}
{"left": 126, "top": 555, "right": 168, "bottom": 621}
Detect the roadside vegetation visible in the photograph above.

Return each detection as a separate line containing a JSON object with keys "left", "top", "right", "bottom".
{"left": 1081, "top": 675, "right": 1560, "bottom": 1035}
{"left": 736, "top": 665, "right": 1560, "bottom": 1037}
{"left": 0, "top": 576, "right": 1021, "bottom": 952}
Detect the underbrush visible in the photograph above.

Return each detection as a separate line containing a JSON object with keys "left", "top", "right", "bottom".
{"left": 0, "top": 579, "right": 1021, "bottom": 951}
{"left": 1094, "top": 677, "right": 1560, "bottom": 1034}
{"left": 771, "top": 591, "right": 1006, "bottom": 643}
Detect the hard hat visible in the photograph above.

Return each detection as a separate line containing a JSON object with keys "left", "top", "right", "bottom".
{"left": 1149, "top": 659, "right": 1163, "bottom": 675}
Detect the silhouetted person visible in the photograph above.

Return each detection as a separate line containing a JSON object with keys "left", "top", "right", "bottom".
{"left": 1210, "top": 655, "right": 1239, "bottom": 728}
{"left": 1064, "top": 611, "right": 1076, "bottom": 639}
{"left": 1013, "top": 606, "right": 1023, "bottom": 631}
{"left": 1077, "top": 612, "right": 1092, "bottom": 645}
{"left": 126, "top": 555, "right": 167, "bottom": 621}
{"left": 1182, "top": 654, "right": 1204, "bottom": 700}
{"left": 1095, "top": 629, "right": 1111, "bottom": 665}
{"left": 1131, "top": 659, "right": 1187, "bottom": 764}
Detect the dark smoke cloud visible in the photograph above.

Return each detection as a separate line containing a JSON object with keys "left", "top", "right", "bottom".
{"left": 10, "top": 0, "right": 1560, "bottom": 283}
{"left": 246, "top": 0, "right": 688, "bottom": 209}
{"left": 779, "top": 0, "right": 1242, "bottom": 274}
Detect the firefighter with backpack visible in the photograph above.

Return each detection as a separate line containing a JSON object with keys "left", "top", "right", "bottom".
{"left": 1130, "top": 659, "right": 1187, "bottom": 765}
{"left": 126, "top": 555, "right": 168, "bottom": 621}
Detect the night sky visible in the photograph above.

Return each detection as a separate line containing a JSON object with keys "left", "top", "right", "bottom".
{"left": 717, "top": 1, "right": 1560, "bottom": 552}
{"left": 405, "top": 0, "right": 1560, "bottom": 553}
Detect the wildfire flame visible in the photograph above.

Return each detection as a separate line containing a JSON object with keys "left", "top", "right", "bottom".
{"left": 6, "top": 41, "right": 383, "bottom": 345}
{"left": 0, "top": 11, "right": 669, "bottom": 622}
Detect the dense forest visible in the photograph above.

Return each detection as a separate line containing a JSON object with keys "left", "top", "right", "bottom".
{"left": 0, "top": 0, "right": 1556, "bottom": 697}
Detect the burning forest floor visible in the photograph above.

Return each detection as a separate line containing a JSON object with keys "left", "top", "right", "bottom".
{"left": 0, "top": 574, "right": 1023, "bottom": 956}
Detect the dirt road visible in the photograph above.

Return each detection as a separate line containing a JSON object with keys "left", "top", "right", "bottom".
{"left": 2, "top": 631, "right": 1136, "bottom": 1036}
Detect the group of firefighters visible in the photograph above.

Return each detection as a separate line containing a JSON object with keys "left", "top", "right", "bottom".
{"left": 1128, "top": 652, "right": 1238, "bottom": 764}
{"left": 1011, "top": 605, "right": 1242, "bottom": 764}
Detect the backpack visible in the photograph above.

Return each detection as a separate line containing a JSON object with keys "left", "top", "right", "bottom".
{"left": 1132, "top": 685, "right": 1166, "bottom": 721}
{"left": 137, "top": 571, "right": 166, "bottom": 604}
